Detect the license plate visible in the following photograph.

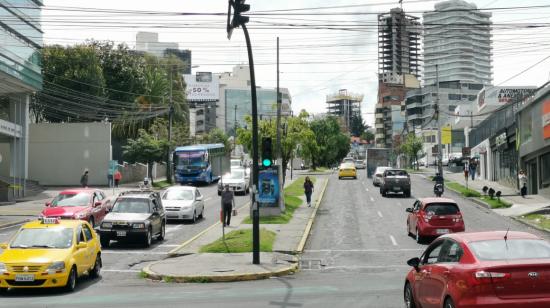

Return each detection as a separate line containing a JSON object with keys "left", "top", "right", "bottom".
{"left": 116, "top": 231, "right": 127, "bottom": 237}
{"left": 15, "top": 274, "right": 35, "bottom": 282}
{"left": 436, "top": 229, "right": 449, "bottom": 234}
{"left": 393, "top": 187, "right": 401, "bottom": 191}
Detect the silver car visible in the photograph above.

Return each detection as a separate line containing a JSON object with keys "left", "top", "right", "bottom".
{"left": 218, "top": 168, "right": 249, "bottom": 195}
{"left": 161, "top": 186, "right": 205, "bottom": 223}
{"left": 373, "top": 166, "right": 391, "bottom": 186}
{"left": 355, "top": 160, "right": 366, "bottom": 169}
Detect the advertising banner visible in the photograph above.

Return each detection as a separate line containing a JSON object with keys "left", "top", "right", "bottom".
{"left": 441, "top": 126, "right": 452, "bottom": 145}
{"left": 477, "top": 86, "right": 537, "bottom": 111}
{"left": 258, "top": 169, "right": 280, "bottom": 206}
{"left": 544, "top": 100, "right": 550, "bottom": 139}
{"left": 184, "top": 72, "right": 219, "bottom": 101}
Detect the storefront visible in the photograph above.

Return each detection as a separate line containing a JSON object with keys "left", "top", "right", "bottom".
{"left": 472, "top": 139, "right": 491, "bottom": 181}
{"left": 490, "top": 128, "right": 518, "bottom": 188}
{"left": 518, "top": 83, "right": 550, "bottom": 197}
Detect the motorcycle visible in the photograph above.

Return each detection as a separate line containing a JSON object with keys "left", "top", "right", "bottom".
{"left": 434, "top": 183, "right": 444, "bottom": 197}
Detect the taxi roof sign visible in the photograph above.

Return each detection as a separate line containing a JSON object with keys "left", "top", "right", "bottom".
{"left": 41, "top": 217, "right": 60, "bottom": 224}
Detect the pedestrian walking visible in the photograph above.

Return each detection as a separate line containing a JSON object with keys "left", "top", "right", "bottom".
{"left": 519, "top": 170, "right": 528, "bottom": 198}
{"left": 470, "top": 159, "right": 477, "bottom": 181}
{"left": 80, "top": 170, "right": 89, "bottom": 188}
{"left": 114, "top": 169, "right": 122, "bottom": 188}
{"left": 304, "top": 176, "right": 314, "bottom": 207}
{"left": 220, "top": 184, "right": 235, "bottom": 227}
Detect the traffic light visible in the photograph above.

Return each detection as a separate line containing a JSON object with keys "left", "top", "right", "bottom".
{"left": 261, "top": 137, "right": 273, "bottom": 167}
{"left": 227, "top": 0, "right": 250, "bottom": 39}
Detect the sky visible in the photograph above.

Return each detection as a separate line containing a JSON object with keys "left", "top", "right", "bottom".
{"left": 41, "top": 0, "right": 550, "bottom": 126}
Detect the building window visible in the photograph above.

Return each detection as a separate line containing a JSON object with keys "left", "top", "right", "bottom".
{"left": 448, "top": 105, "right": 456, "bottom": 112}
{"left": 541, "top": 152, "right": 550, "bottom": 188}
{"left": 448, "top": 94, "right": 461, "bottom": 100}
{"left": 520, "top": 108, "right": 533, "bottom": 144}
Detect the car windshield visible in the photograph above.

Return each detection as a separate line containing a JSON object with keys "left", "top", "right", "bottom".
{"left": 51, "top": 192, "right": 90, "bottom": 207}
{"left": 112, "top": 198, "right": 151, "bottom": 213}
{"left": 355, "top": 160, "right": 363, "bottom": 164}
{"left": 163, "top": 189, "right": 194, "bottom": 201}
{"left": 224, "top": 170, "right": 244, "bottom": 180}
{"left": 10, "top": 228, "right": 74, "bottom": 249}
{"left": 386, "top": 170, "right": 408, "bottom": 176}
{"left": 470, "top": 239, "right": 550, "bottom": 260}
{"left": 424, "top": 203, "right": 459, "bottom": 215}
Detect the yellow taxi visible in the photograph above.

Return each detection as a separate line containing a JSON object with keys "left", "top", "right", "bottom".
{"left": 338, "top": 162, "right": 357, "bottom": 179}
{"left": 0, "top": 218, "right": 101, "bottom": 292}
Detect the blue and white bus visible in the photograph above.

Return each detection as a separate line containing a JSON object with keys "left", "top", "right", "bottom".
{"left": 173, "top": 144, "right": 229, "bottom": 184}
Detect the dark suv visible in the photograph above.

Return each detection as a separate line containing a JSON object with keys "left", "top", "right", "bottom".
{"left": 380, "top": 169, "right": 411, "bottom": 197}
{"left": 98, "top": 190, "right": 166, "bottom": 247}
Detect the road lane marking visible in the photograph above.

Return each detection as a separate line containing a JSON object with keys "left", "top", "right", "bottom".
{"left": 377, "top": 211, "right": 383, "bottom": 218}
{"left": 370, "top": 197, "right": 374, "bottom": 202}
{"left": 389, "top": 235, "right": 398, "bottom": 246}
{"left": 102, "top": 251, "right": 167, "bottom": 255}
{"left": 306, "top": 248, "right": 422, "bottom": 253}
{"left": 158, "top": 244, "right": 181, "bottom": 247}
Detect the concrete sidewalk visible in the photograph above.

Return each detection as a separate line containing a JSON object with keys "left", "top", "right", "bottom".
{"left": 444, "top": 172, "right": 550, "bottom": 217}
{"left": 143, "top": 176, "right": 329, "bottom": 283}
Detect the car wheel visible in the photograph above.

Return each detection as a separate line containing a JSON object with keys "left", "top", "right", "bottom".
{"left": 64, "top": 266, "right": 77, "bottom": 292}
{"left": 404, "top": 282, "right": 416, "bottom": 308}
{"left": 407, "top": 222, "right": 412, "bottom": 237}
{"left": 217, "top": 191, "right": 221, "bottom": 196}
{"left": 158, "top": 223, "right": 166, "bottom": 241}
{"left": 416, "top": 228, "right": 423, "bottom": 244}
{"left": 405, "top": 190, "right": 411, "bottom": 198}
{"left": 0, "top": 288, "right": 6, "bottom": 295}
{"left": 100, "top": 236, "right": 110, "bottom": 248}
{"left": 199, "top": 207, "right": 204, "bottom": 219}
{"left": 90, "top": 254, "right": 101, "bottom": 279}
{"left": 444, "top": 297, "right": 455, "bottom": 308}
{"left": 88, "top": 217, "right": 95, "bottom": 228}
{"left": 144, "top": 228, "right": 152, "bottom": 247}
{"left": 338, "top": 176, "right": 341, "bottom": 180}
{"left": 191, "top": 211, "right": 197, "bottom": 223}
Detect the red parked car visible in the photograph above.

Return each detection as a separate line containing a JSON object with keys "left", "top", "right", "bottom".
{"left": 406, "top": 198, "right": 465, "bottom": 243}
{"left": 41, "top": 188, "right": 111, "bottom": 227}
{"left": 404, "top": 231, "right": 550, "bottom": 308}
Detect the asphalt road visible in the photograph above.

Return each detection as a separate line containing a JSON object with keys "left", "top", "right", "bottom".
{"left": 0, "top": 171, "right": 547, "bottom": 308}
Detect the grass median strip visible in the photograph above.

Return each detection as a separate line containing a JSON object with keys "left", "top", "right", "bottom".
{"left": 152, "top": 180, "right": 171, "bottom": 189}
{"left": 445, "top": 182, "right": 481, "bottom": 197}
{"left": 199, "top": 228, "right": 276, "bottom": 253}
{"left": 520, "top": 214, "right": 550, "bottom": 230}
{"left": 478, "top": 196, "right": 512, "bottom": 209}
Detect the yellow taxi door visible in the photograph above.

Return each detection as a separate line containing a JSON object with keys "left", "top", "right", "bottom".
{"left": 82, "top": 223, "right": 98, "bottom": 269}
{"left": 73, "top": 226, "right": 90, "bottom": 275}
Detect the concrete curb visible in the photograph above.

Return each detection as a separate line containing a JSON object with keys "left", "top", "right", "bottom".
{"left": 468, "top": 197, "right": 491, "bottom": 209}
{"left": 295, "top": 177, "right": 329, "bottom": 254}
{"left": 0, "top": 219, "right": 32, "bottom": 229}
{"left": 167, "top": 201, "right": 251, "bottom": 257}
{"left": 141, "top": 258, "right": 298, "bottom": 283}
{"left": 510, "top": 216, "right": 550, "bottom": 234}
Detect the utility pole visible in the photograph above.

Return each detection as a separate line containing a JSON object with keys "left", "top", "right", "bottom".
{"left": 435, "top": 64, "right": 443, "bottom": 179}
{"left": 276, "top": 37, "right": 284, "bottom": 206}
{"left": 234, "top": 104, "right": 238, "bottom": 155}
{"left": 227, "top": 0, "right": 260, "bottom": 264}
{"left": 167, "top": 65, "right": 174, "bottom": 184}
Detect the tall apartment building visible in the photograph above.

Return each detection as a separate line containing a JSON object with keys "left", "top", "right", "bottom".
{"left": 375, "top": 8, "right": 421, "bottom": 148}
{"left": 326, "top": 89, "right": 363, "bottom": 133}
{"left": 0, "top": 0, "right": 43, "bottom": 198}
{"left": 135, "top": 32, "right": 192, "bottom": 74}
{"left": 423, "top": 0, "right": 492, "bottom": 85}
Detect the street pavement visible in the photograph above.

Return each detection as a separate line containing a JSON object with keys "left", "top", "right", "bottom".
{"left": 1, "top": 170, "right": 549, "bottom": 307}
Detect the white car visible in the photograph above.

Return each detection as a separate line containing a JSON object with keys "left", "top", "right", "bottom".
{"left": 355, "top": 160, "right": 366, "bottom": 169}
{"left": 161, "top": 186, "right": 205, "bottom": 223}
{"left": 218, "top": 168, "right": 249, "bottom": 195}
{"left": 373, "top": 166, "right": 391, "bottom": 186}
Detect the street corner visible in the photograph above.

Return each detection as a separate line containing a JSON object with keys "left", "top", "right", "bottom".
{"left": 141, "top": 252, "right": 299, "bottom": 283}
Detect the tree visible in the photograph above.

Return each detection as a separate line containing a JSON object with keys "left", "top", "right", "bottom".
{"left": 401, "top": 133, "right": 424, "bottom": 170}
{"left": 202, "top": 128, "right": 232, "bottom": 156}
{"left": 122, "top": 129, "right": 169, "bottom": 185}
{"left": 309, "top": 117, "right": 350, "bottom": 168}
{"left": 350, "top": 113, "right": 366, "bottom": 137}
{"left": 361, "top": 130, "right": 375, "bottom": 143}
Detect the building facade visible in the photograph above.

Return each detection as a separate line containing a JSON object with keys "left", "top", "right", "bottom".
{"left": 517, "top": 83, "right": 550, "bottom": 198}
{"left": 326, "top": 89, "right": 363, "bottom": 133}
{"left": 184, "top": 72, "right": 219, "bottom": 136}
{"left": 423, "top": 0, "right": 492, "bottom": 86}
{"left": 0, "top": 0, "right": 43, "bottom": 198}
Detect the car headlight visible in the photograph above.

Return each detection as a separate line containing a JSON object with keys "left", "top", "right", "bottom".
{"left": 102, "top": 222, "right": 112, "bottom": 229}
{"left": 132, "top": 223, "right": 146, "bottom": 229}
{"left": 0, "top": 262, "right": 6, "bottom": 274}
{"left": 46, "top": 261, "right": 65, "bottom": 274}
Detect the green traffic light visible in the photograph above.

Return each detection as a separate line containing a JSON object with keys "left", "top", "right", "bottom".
{"left": 262, "top": 159, "right": 272, "bottom": 167}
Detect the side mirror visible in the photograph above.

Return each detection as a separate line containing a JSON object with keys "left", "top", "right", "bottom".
{"left": 45, "top": 202, "right": 51, "bottom": 207}
{"left": 407, "top": 257, "right": 421, "bottom": 272}
{"left": 196, "top": 196, "right": 203, "bottom": 201}
{"left": 0, "top": 243, "right": 7, "bottom": 249}
{"left": 76, "top": 242, "right": 87, "bottom": 249}
{"left": 405, "top": 208, "right": 413, "bottom": 213}
{"left": 94, "top": 201, "right": 102, "bottom": 207}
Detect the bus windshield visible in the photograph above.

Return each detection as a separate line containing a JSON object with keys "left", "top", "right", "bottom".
{"left": 176, "top": 151, "right": 208, "bottom": 169}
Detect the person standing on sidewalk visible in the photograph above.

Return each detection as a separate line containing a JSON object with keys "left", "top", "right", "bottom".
{"left": 80, "top": 170, "right": 89, "bottom": 188}
{"left": 470, "top": 159, "right": 477, "bottom": 181}
{"left": 519, "top": 170, "right": 528, "bottom": 198}
{"left": 220, "top": 184, "right": 235, "bottom": 226}
{"left": 304, "top": 176, "right": 314, "bottom": 207}
{"left": 114, "top": 169, "right": 122, "bottom": 188}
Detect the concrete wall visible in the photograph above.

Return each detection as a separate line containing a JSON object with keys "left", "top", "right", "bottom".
{"left": 118, "top": 162, "right": 166, "bottom": 184}
{"left": 28, "top": 123, "right": 111, "bottom": 186}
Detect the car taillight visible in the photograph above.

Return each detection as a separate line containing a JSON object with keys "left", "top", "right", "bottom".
{"left": 423, "top": 213, "right": 432, "bottom": 223}
{"left": 470, "top": 271, "right": 511, "bottom": 285}
{"left": 453, "top": 215, "right": 463, "bottom": 223}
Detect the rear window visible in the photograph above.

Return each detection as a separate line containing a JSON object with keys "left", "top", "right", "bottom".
{"left": 470, "top": 239, "right": 550, "bottom": 261}
{"left": 385, "top": 170, "right": 408, "bottom": 176}
{"left": 424, "top": 203, "right": 459, "bottom": 215}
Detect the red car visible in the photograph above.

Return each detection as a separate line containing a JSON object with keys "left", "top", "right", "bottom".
{"left": 404, "top": 231, "right": 550, "bottom": 308}
{"left": 406, "top": 198, "right": 465, "bottom": 243}
{"left": 41, "top": 188, "right": 111, "bottom": 227}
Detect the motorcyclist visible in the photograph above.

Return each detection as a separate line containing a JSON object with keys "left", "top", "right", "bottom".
{"left": 432, "top": 172, "right": 444, "bottom": 185}
{"left": 432, "top": 173, "right": 444, "bottom": 196}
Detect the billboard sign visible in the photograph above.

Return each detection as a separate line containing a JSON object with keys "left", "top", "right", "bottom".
{"left": 478, "top": 86, "right": 537, "bottom": 111}
{"left": 184, "top": 72, "right": 219, "bottom": 101}
{"left": 543, "top": 100, "right": 550, "bottom": 139}
{"left": 441, "top": 126, "right": 452, "bottom": 145}
{"left": 257, "top": 169, "right": 280, "bottom": 206}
